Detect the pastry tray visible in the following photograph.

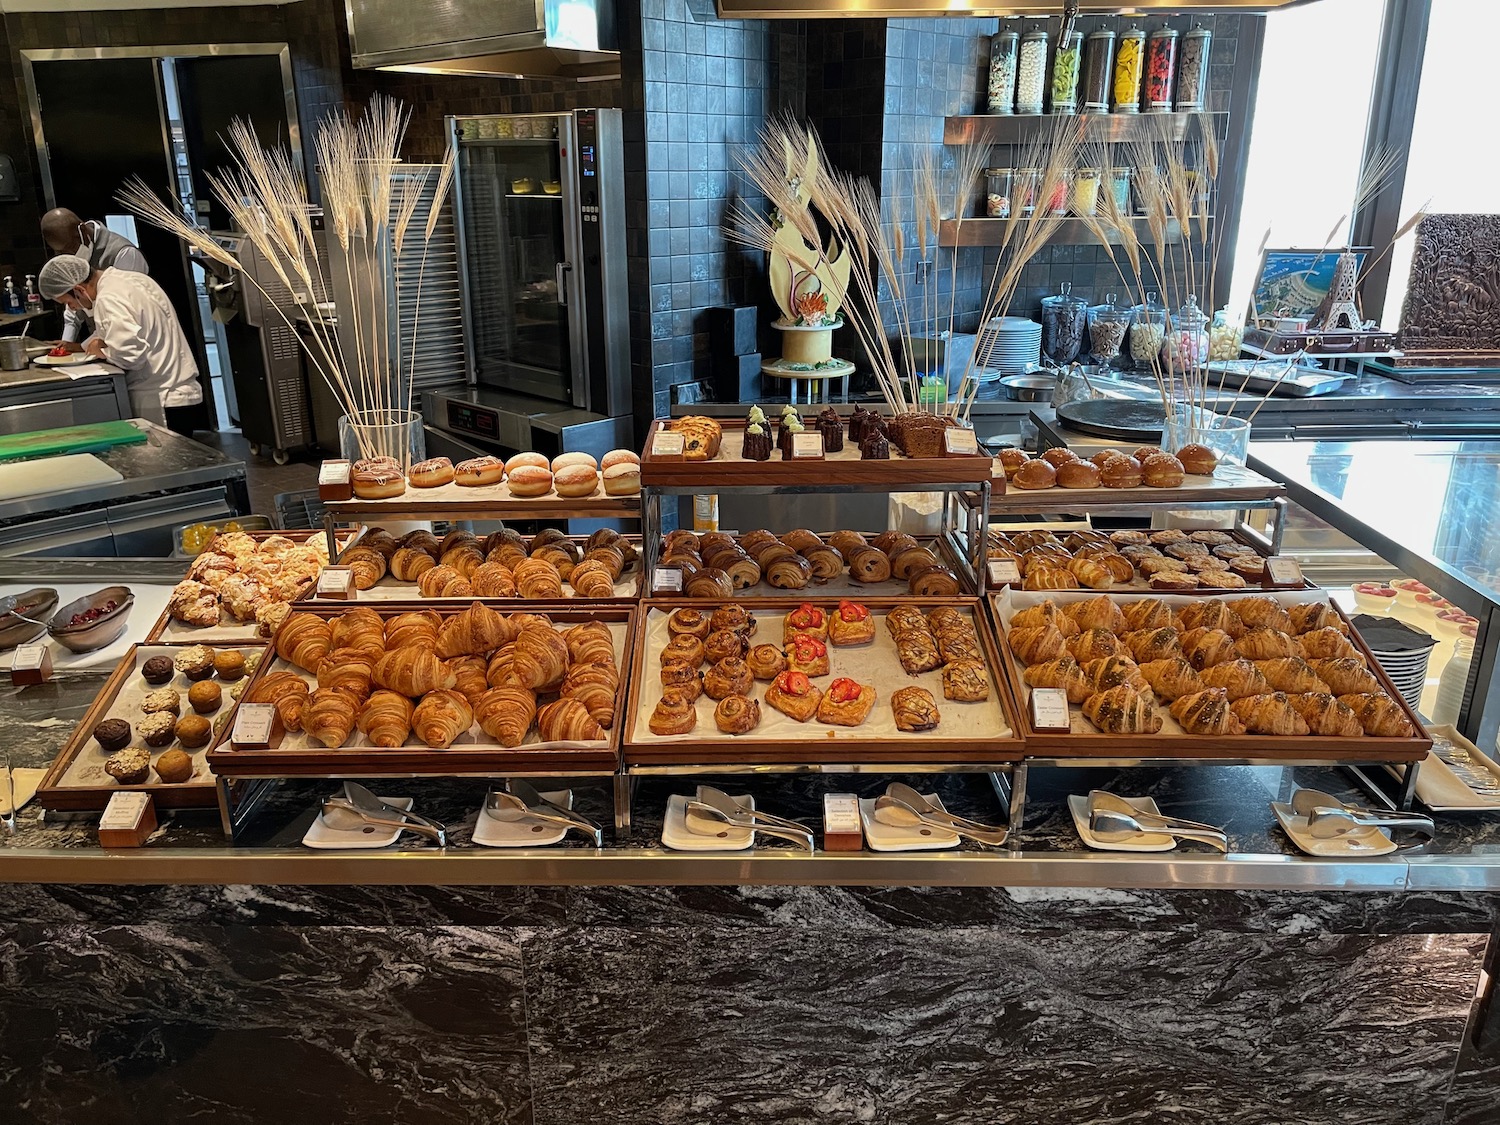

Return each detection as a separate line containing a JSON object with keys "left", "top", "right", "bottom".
{"left": 622, "top": 597, "right": 1023, "bottom": 767}
{"left": 977, "top": 460, "right": 1286, "bottom": 514}
{"left": 37, "top": 642, "right": 271, "bottom": 811}
{"left": 990, "top": 588, "right": 1430, "bottom": 761}
{"left": 983, "top": 527, "right": 1288, "bottom": 593}
{"left": 639, "top": 418, "right": 996, "bottom": 490}
{"left": 206, "top": 602, "right": 631, "bottom": 778}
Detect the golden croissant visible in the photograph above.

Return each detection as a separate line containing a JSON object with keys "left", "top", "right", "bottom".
{"left": 1123, "top": 627, "right": 1184, "bottom": 664}
{"left": 469, "top": 561, "right": 518, "bottom": 598}
{"left": 1229, "top": 691, "right": 1309, "bottom": 736}
{"left": 305, "top": 686, "right": 359, "bottom": 748}
{"left": 389, "top": 546, "right": 437, "bottom": 582}
{"left": 486, "top": 644, "right": 518, "bottom": 688}
{"left": 330, "top": 607, "right": 385, "bottom": 658}
{"left": 339, "top": 545, "right": 387, "bottom": 590}
{"left": 357, "top": 689, "right": 414, "bottom": 747}
{"left": 1008, "top": 624, "right": 1067, "bottom": 665}
{"left": 1289, "top": 602, "right": 1348, "bottom": 636}
{"left": 1181, "top": 627, "right": 1237, "bottom": 670}
{"left": 511, "top": 624, "right": 571, "bottom": 691}
{"left": 436, "top": 601, "right": 512, "bottom": 658}
{"left": 1309, "top": 657, "right": 1382, "bottom": 696}
{"left": 275, "top": 613, "right": 332, "bottom": 673}
{"left": 247, "top": 670, "right": 310, "bottom": 732}
{"left": 1083, "top": 655, "right": 1147, "bottom": 694}
{"left": 513, "top": 557, "right": 565, "bottom": 599}
{"left": 1023, "top": 656, "right": 1093, "bottom": 704}
{"left": 1068, "top": 628, "right": 1127, "bottom": 664}
{"left": 315, "top": 647, "right": 376, "bottom": 701}
{"left": 385, "top": 610, "right": 442, "bottom": 651}
{"left": 1066, "top": 594, "right": 1127, "bottom": 634}
{"left": 440, "top": 545, "right": 486, "bottom": 579}
{"left": 1230, "top": 596, "right": 1293, "bottom": 634}
{"left": 1010, "top": 600, "right": 1079, "bottom": 637}
{"left": 447, "top": 655, "right": 491, "bottom": 705}
{"left": 1176, "top": 599, "right": 1237, "bottom": 637}
{"left": 418, "top": 565, "right": 472, "bottom": 599}
{"left": 1298, "top": 627, "right": 1361, "bottom": 662}
{"left": 474, "top": 686, "right": 537, "bottom": 747}
{"left": 373, "top": 647, "right": 457, "bottom": 696}
{"left": 1197, "top": 658, "right": 1273, "bottom": 701}
{"left": 1232, "top": 627, "right": 1300, "bottom": 661}
{"left": 1139, "top": 657, "right": 1205, "bottom": 702}
{"left": 1168, "top": 688, "right": 1245, "bottom": 736}
{"left": 1287, "top": 692, "right": 1364, "bottom": 738}
{"left": 1254, "top": 657, "right": 1330, "bottom": 695}
{"left": 1082, "top": 685, "right": 1162, "bottom": 734}
{"left": 564, "top": 621, "right": 616, "bottom": 669}
{"left": 1121, "top": 598, "right": 1175, "bottom": 632}
{"left": 568, "top": 559, "right": 616, "bottom": 598}
{"left": 537, "top": 698, "right": 605, "bottom": 742}
{"left": 1338, "top": 692, "right": 1415, "bottom": 738}
{"left": 562, "top": 663, "right": 619, "bottom": 729}
{"left": 413, "top": 688, "right": 473, "bottom": 749}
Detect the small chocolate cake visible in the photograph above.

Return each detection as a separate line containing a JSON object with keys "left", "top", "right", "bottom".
{"left": 93, "top": 719, "right": 132, "bottom": 754}
{"left": 860, "top": 430, "right": 891, "bottom": 460}
{"left": 141, "top": 656, "right": 175, "bottom": 685}
{"left": 742, "top": 421, "right": 772, "bottom": 461}
{"left": 818, "top": 408, "right": 844, "bottom": 453}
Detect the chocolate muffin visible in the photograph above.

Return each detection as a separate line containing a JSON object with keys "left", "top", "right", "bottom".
{"left": 174, "top": 715, "right": 212, "bottom": 749}
{"left": 153, "top": 748, "right": 194, "bottom": 784}
{"left": 104, "top": 748, "right": 150, "bottom": 785}
{"left": 93, "top": 718, "right": 132, "bottom": 754}
{"left": 141, "top": 656, "right": 175, "bottom": 685}
{"left": 174, "top": 645, "right": 216, "bottom": 681}
{"left": 187, "top": 681, "right": 222, "bottom": 715}
{"left": 141, "top": 688, "right": 180, "bottom": 716}
{"left": 213, "top": 651, "right": 246, "bottom": 681}
{"left": 137, "top": 712, "right": 177, "bottom": 748}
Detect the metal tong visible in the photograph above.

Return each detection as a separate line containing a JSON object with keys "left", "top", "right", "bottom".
{"left": 319, "top": 798, "right": 447, "bottom": 846}
{"left": 873, "top": 782, "right": 1008, "bottom": 847}
{"left": 484, "top": 779, "right": 603, "bottom": 846}
{"left": 684, "top": 785, "right": 814, "bottom": 850}
{"left": 1289, "top": 788, "right": 1434, "bottom": 842}
{"left": 1087, "top": 790, "right": 1228, "bottom": 852}
{"left": 342, "top": 781, "right": 450, "bottom": 838}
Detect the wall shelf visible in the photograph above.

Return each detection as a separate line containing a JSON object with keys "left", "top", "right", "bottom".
{"left": 944, "top": 111, "right": 1227, "bottom": 147}
{"left": 938, "top": 216, "right": 1210, "bottom": 249}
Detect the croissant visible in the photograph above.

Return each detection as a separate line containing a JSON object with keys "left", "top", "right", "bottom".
{"left": 1008, "top": 625, "right": 1067, "bottom": 665}
{"left": 1139, "top": 657, "right": 1205, "bottom": 702}
{"left": 247, "top": 670, "right": 309, "bottom": 732}
{"left": 356, "top": 690, "right": 414, "bottom": 747}
{"left": 763, "top": 554, "right": 813, "bottom": 591}
{"left": 1010, "top": 600, "right": 1079, "bottom": 637}
{"left": 418, "top": 565, "right": 473, "bottom": 599}
{"left": 1339, "top": 692, "right": 1416, "bottom": 738}
{"left": 532, "top": 540, "right": 581, "bottom": 572}
{"left": 1169, "top": 688, "right": 1245, "bottom": 736}
{"left": 1123, "top": 627, "right": 1184, "bottom": 664}
{"left": 474, "top": 686, "right": 537, "bottom": 747}
{"left": 1122, "top": 598, "right": 1175, "bottom": 632}
{"left": 583, "top": 544, "right": 627, "bottom": 581}
{"left": 511, "top": 624, "right": 571, "bottom": 691}
{"left": 1287, "top": 692, "right": 1364, "bottom": 737}
{"left": 485, "top": 528, "right": 527, "bottom": 555}
{"left": 340, "top": 545, "right": 387, "bottom": 590}
{"left": 828, "top": 530, "right": 868, "bottom": 561}
{"left": 537, "top": 698, "right": 605, "bottom": 742}
{"left": 316, "top": 648, "right": 376, "bottom": 700}
{"left": 470, "top": 561, "right": 519, "bottom": 598}
{"left": 1288, "top": 602, "right": 1348, "bottom": 636}
{"left": 276, "top": 613, "right": 332, "bottom": 673}
{"left": 360, "top": 531, "right": 398, "bottom": 560}
{"left": 436, "top": 602, "right": 512, "bottom": 658}
{"left": 389, "top": 546, "right": 437, "bottom": 582}
{"left": 846, "top": 546, "right": 892, "bottom": 585}
{"left": 330, "top": 607, "right": 385, "bottom": 658}
{"left": 1067, "top": 556, "right": 1116, "bottom": 590}
{"left": 486, "top": 644, "right": 518, "bottom": 688}
{"left": 530, "top": 528, "right": 571, "bottom": 552}
{"left": 448, "top": 655, "right": 491, "bottom": 705}
{"left": 1082, "top": 685, "right": 1162, "bottom": 734}
{"left": 412, "top": 688, "right": 473, "bottom": 749}
{"left": 1176, "top": 599, "right": 1236, "bottom": 636}
{"left": 1067, "top": 628, "right": 1127, "bottom": 664}
{"left": 910, "top": 566, "right": 962, "bottom": 597}
{"left": 1023, "top": 656, "right": 1093, "bottom": 704}
{"left": 565, "top": 621, "right": 616, "bottom": 668}
{"left": 440, "top": 545, "right": 486, "bottom": 579}
{"left": 563, "top": 663, "right": 619, "bottom": 729}
{"left": 1254, "top": 658, "right": 1330, "bottom": 695}
{"left": 398, "top": 529, "right": 441, "bottom": 555}
{"left": 1231, "top": 596, "right": 1293, "bottom": 634}
{"left": 305, "top": 687, "right": 359, "bottom": 748}
{"left": 568, "top": 559, "right": 616, "bottom": 598}
{"left": 489, "top": 543, "right": 529, "bottom": 571}
{"left": 511, "top": 557, "right": 564, "bottom": 599}
{"left": 1233, "top": 628, "right": 1300, "bottom": 661}
{"left": 1229, "top": 691, "right": 1309, "bottom": 736}
{"left": 443, "top": 529, "right": 483, "bottom": 554}
{"left": 798, "top": 544, "right": 843, "bottom": 581}
{"left": 1198, "top": 658, "right": 1274, "bottom": 701}
{"left": 1022, "top": 565, "right": 1080, "bottom": 591}
{"left": 1084, "top": 655, "right": 1147, "bottom": 694}
{"left": 1181, "top": 627, "right": 1237, "bottom": 670}
{"left": 1067, "top": 595, "right": 1127, "bottom": 634}
{"left": 385, "top": 610, "right": 441, "bottom": 651}
{"left": 1310, "top": 657, "right": 1383, "bottom": 695}
{"left": 373, "top": 648, "right": 457, "bottom": 696}
{"left": 1298, "top": 627, "right": 1361, "bottom": 662}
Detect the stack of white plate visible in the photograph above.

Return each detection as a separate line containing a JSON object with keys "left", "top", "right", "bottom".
{"left": 1368, "top": 643, "right": 1433, "bottom": 712}
{"left": 974, "top": 316, "right": 1043, "bottom": 379}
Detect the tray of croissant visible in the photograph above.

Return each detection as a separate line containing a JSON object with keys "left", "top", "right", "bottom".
{"left": 987, "top": 526, "right": 1286, "bottom": 592}
{"left": 649, "top": 528, "right": 973, "bottom": 599}
{"left": 206, "top": 602, "right": 632, "bottom": 777}
{"left": 991, "top": 588, "right": 1430, "bottom": 761}
{"left": 622, "top": 597, "right": 1022, "bottom": 766}
{"left": 308, "top": 527, "right": 643, "bottom": 602}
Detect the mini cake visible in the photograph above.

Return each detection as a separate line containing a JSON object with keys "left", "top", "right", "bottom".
{"left": 860, "top": 430, "right": 890, "bottom": 460}
{"left": 174, "top": 715, "right": 212, "bottom": 749}
{"left": 141, "top": 656, "right": 175, "bottom": 685}
{"left": 138, "top": 712, "right": 177, "bottom": 748}
{"left": 104, "top": 748, "right": 150, "bottom": 785}
{"left": 93, "top": 718, "right": 132, "bottom": 754}
{"left": 188, "top": 680, "right": 222, "bottom": 714}
{"left": 174, "top": 645, "right": 215, "bottom": 681}
{"left": 154, "top": 748, "right": 194, "bottom": 784}
{"left": 742, "top": 421, "right": 772, "bottom": 461}
{"left": 848, "top": 404, "right": 874, "bottom": 445}
{"left": 213, "top": 651, "right": 246, "bottom": 681}
{"left": 779, "top": 413, "right": 805, "bottom": 459}
{"left": 818, "top": 408, "right": 844, "bottom": 453}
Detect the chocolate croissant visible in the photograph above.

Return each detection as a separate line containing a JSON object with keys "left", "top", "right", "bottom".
{"left": 891, "top": 686, "right": 942, "bottom": 732}
{"left": 1287, "top": 692, "right": 1364, "bottom": 738}
{"left": 1082, "top": 685, "right": 1162, "bottom": 734}
{"left": 1169, "top": 688, "right": 1245, "bottom": 735}
{"left": 414, "top": 688, "right": 473, "bottom": 749}
{"left": 1197, "top": 658, "right": 1273, "bottom": 701}
{"left": 1139, "top": 657, "right": 1205, "bottom": 702}
{"left": 1229, "top": 691, "right": 1309, "bottom": 736}
{"left": 1023, "top": 656, "right": 1093, "bottom": 704}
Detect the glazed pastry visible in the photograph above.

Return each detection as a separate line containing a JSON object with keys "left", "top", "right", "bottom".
{"left": 1198, "top": 658, "right": 1274, "bottom": 701}
{"left": 782, "top": 603, "right": 829, "bottom": 643}
{"left": 330, "top": 607, "right": 386, "bottom": 658}
{"left": 1253, "top": 657, "right": 1330, "bottom": 695}
{"left": 1231, "top": 596, "right": 1294, "bottom": 634}
{"left": 1311, "top": 657, "right": 1383, "bottom": 696}
{"left": 705, "top": 692, "right": 760, "bottom": 735}
{"left": 765, "top": 670, "right": 824, "bottom": 722}
{"left": 1082, "top": 686, "right": 1162, "bottom": 734}
{"left": 1123, "top": 627, "right": 1184, "bottom": 664}
{"left": 174, "top": 645, "right": 216, "bottom": 681}
{"left": 1068, "top": 628, "right": 1127, "bottom": 664}
{"left": 1339, "top": 692, "right": 1415, "bottom": 738}
{"left": 1009, "top": 625, "right": 1067, "bottom": 665}
{"left": 94, "top": 718, "right": 132, "bottom": 753}
{"left": 765, "top": 553, "right": 814, "bottom": 591}
{"left": 1287, "top": 692, "right": 1364, "bottom": 738}
{"left": 1010, "top": 600, "right": 1079, "bottom": 637}
{"left": 910, "top": 565, "right": 961, "bottom": 597}
{"left": 141, "top": 656, "right": 175, "bottom": 685}
{"left": 1121, "top": 598, "right": 1175, "bottom": 632}
{"left": 436, "top": 602, "right": 512, "bottom": 658}
{"left": 1138, "top": 556, "right": 1190, "bottom": 577}
{"left": 846, "top": 546, "right": 893, "bottom": 585}
{"left": 1177, "top": 599, "right": 1237, "bottom": 637}
{"left": 1139, "top": 657, "right": 1205, "bottom": 702}
{"left": 409, "top": 456, "right": 455, "bottom": 488}
{"left": 305, "top": 687, "right": 359, "bottom": 748}
{"left": 659, "top": 662, "right": 704, "bottom": 702}
{"left": 352, "top": 458, "right": 405, "bottom": 499}
{"left": 509, "top": 625, "right": 571, "bottom": 692}
{"left": 373, "top": 648, "right": 457, "bottom": 696}
{"left": 941, "top": 659, "right": 990, "bottom": 702}
{"left": 1289, "top": 603, "right": 1348, "bottom": 636}
{"left": 931, "top": 626, "right": 982, "bottom": 665}
{"left": 1233, "top": 628, "right": 1300, "bottom": 661}
{"left": 474, "top": 686, "right": 537, "bottom": 746}
{"left": 1066, "top": 595, "right": 1128, "bottom": 634}
{"left": 141, "top": 688, "right": 181, "bottom": 716}
{"left": 413, "top": 689, "right": 473, "bottom": 749}
{"left": 1181, "top": 628, "right": 1237, "bottom": 670}
{"left": 1067, "top": 556, "right": 1116, "bottom": 590}
{"left": 885, "top": 605, "right": 929, "bottom": 637}
{"left": 1169, "top": 688, "right": 1245, "bottom": 736}
{"left": 418, "top": 565, "right": 472, "bottom": 598}
{"left": 105, "top": 748, "right": 151, "bottom": 785}
{"left": 1229, "top": 692, "right": 1310, "bottom": 736}
{"left": 668, "top": 608, "right": 713, "bottom": 641}
{"left": 710, "top": 605, "right": 756, "bottom": 638}
{"left": 276, "top": 613, "right": 332, "bottom": 673}
{"left": 828, "top": 603, "right": 876, "bottom": 648}
{"left": 1023, "top": 656, "right": 1092, "bottom": 704}
{"left": 660, "top": 635, "right": 706, "bottom": 669}
{"left": 1083, "top": 655, "right": 1148, "bottom": 694}
{"left": 154, "top": 748, "right": 194, "bottom": 784}
{"left": 815, "top": 677, "right": 877, "bottom": 726}
{"left": 784, "top": 634, "right": 831, "bottom": 678}
{"left": 703, "top": 657, "right": 753, "bottom": 701}
{"left": 685, "top": 568, "right": 736, "bottom": 599}
{"left": 454, "top": 455, "right": 504, "bottom": 486}
{"left": 704, "top": 629, "right": 749, "bottom": 664}
{"left": 746, "top": 644, "right": 788, "bottom": 681}
{"left": 137, "top": 712, "right": 177, "bottom": 748}
{"left": 1298, "top": 628, "right": 1361, "bottom": 662}
{"left": 384, "top": 610, "right": 442, "bottom": 651}
{"left": 891, "top": 686, "right": 942, "bottom": 732}
{"left": 188, "top": 680, "right": 222, "bottom": 714}
{"left": 893, "top": 627, "right": 941, "bottom": 673}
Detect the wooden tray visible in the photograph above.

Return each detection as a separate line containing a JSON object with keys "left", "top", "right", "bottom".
{"left": 983, "top": 527, "right": 1292, "bottom": 593}
{"left": 982, "top": 460, "right": 1286, "bottom": 513}
{"left": 639, "top": 418, "right": 995, "bottom": 490}
{"left": 38, "top": 641, "right": 271, "bottom": 811}
{"left": 622, "top": 596, "right": 1023, "bottom": 767}
{"left": 989, "top": 588, "right": 1430, "bottom": 761}
{"left": 206, "top": 602, "right": 631, "bottom": 778}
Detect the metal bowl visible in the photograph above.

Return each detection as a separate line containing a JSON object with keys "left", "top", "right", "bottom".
{"left": 998, "top": 372, "right": 1057, "bottom": 401}
{"left": 0, "top": 587, "right": 58, "bottom": 649}
{"left": 48, "top": 586, "right": 134, "bottom": 654}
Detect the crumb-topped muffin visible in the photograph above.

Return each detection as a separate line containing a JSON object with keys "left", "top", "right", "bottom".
{"left": 174, "top": 645, "right": 216, "bottom": 681}
{"left": 104, "top": 748, "right": 150, "bottom": 784}
{"left": 137, "top": 712, "right": 177, "bottom": 748}
{"left": 141, "top": 688, "right": 181, "bottom": 716}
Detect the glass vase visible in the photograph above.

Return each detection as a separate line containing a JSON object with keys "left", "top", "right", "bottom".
{"left": 338, "top": 408, "right": 425, "bottom": 472}
{"left": 1162, "top": 405, "right": 1251, "bottom": 467}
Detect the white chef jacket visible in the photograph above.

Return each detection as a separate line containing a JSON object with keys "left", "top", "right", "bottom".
{"left": 88, "top": 267, "right": 202, "bottom": 422}
{"left": 61, "top": 221, "right": 149, "bottom": 343}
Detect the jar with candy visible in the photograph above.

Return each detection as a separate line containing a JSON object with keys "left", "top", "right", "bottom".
{"left": 1072, "top": 167, "right": 1101, "bottom": 216}
{"left": 1113, "top": 26, "right": 1145, "bottom": 113}
{"left": 987, "top": 30, "right": 1020, "bottom": 114}
{"left": 1208, "top": 305, "right": 1244, "bottom": 360}
{"left": 1051, "top": 32, "right": 1083, "bottom": 114}
{"left": 1015, "top": 167, "right": 1040, "bottom": 215}
{"left": 1161, "top": 295, "right": 1210, "bottom": 370}
{"left": 1041, "top": 282, "right": 1089, "bottom": 366}
{"left": 985, "top": 168, "right": 1013, "bottom": 218}
{"left": 1106, "top": 166, "right": 1132, "bottom": 215}
{"left": 1047, "top": 169, "right": 1073, "bottom": 216}
{"left": 1145, "top": 27, "right": 1179, "bottom": 112}
{"left": 1081, "top": 30, "right": 1115, "bottom": 114}
{"left": 1017, "top": 30, "right": 1049, "bottom": 114}
{"left": 1088, "top": 295, "right": 1131, "bottom": 365}
{"left": 1129, "top": 293, "right": 1166, "bottom": 367}
{"left": 1175, "top": 25, "right": 1212, "bottom": 112}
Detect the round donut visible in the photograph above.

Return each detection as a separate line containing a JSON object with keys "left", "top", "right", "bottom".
{"left": 454, "top": 456, "right": 505, "bottom": 486}
{"left": 553, "top": 464, "right": 599, "bottom": 497}
{"left": 552, "top": 451, "right": 599, "bottom": 473}
{"left": 352, "top": 458, "right": 405, "bottom": 500}
{"left": 506, "top": 465, "right": 553, "bottom": 497}
{"left": 602, "top": 448, "right": 641, "bottom": 470}
{"left": 409, "top": 456, "right": 455, "bottom": 488}
{"left": 504, "top": 452, "right": 549, "bottom": 474}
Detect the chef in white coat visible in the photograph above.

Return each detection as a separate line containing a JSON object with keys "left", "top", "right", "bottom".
{"left": 38, "top": 255, "right": 202, "bottom": 434}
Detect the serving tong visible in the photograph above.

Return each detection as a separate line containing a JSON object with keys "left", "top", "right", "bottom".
{"left": 873, "top": 782, "right": 1008, "bottom": 847}
{"left": 1087, "top": 790, "right": 1228, "bottom": 852}
{"left": 684, "top": 784, "right": 814, "bottom": 851}
{"left": 484, "top": 779, "right": 604, "bottom": 846}
{"left": 1288, "top": 788, "right": 1434, "bottom": 843}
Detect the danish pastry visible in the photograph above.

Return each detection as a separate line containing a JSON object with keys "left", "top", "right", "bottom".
{"left": 660, "top": 635, "right": 706, "bottom": 668}
{"left": 659, "top": 662, "right": 704, "bottom": 702}
{"left": 746, "top": 644, "right": 788, "bottom": 681}
{"left": 828, "top": 600, "right": 876, "bottom": 646}
{"left": 668, "top": 608, "right": 713, "bottom": 640}
{"left": 710, "top": 605, "right": 757, "bottom": 637}
{"left": 941, "top": 659, "right": 990, "bottom": 702}
{"left": 765, "top": 670, "right": 823, "bottom": 722}
{"left": 703, "top": 657, "right": 753, "bottom": 700}
{"left": 891, "top": 686, "right": 942, "bottom": 732}
{"left": 785, "top": 633, "right": 831, "bottom": 677}
{"left": 783, "top": 603, "right": 829, "bottom": 643}
{"left": 714, "top": 694, "right": 762, "bottom": 735}
{"left": 815, "top": 677, "right": 877, "bottom": 726}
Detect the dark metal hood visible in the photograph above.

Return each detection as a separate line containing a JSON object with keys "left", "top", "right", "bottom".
{"left": 717, "top": 0, "right": 1317, "bottom": 14}
{"left": 347, "top": 0, "right": 620, "bottom": 82}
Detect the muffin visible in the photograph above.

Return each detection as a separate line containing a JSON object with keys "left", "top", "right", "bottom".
{"left": 213, "top": 651, "right": 247, "bottom": 681}
{"left": 141, "top": 688, "right": 181, "bottom": 716}
{"left": 104, "top": 748, "right": 150, "bottom": 785}
{"left": 93, "top": 718, "right": 132, "bottom": 754}
{"left": 137, "top": 712, "right": 177, "bottom": 748}
{"left": 174, "top": 645, "right": 216, "bottom": 681}
{"left": 188, "top": 681, "right": 223, "bottom": 715}
{"left": 174, "top": 715, "right": 213, "bottom": 749}
{"left": 141, "top": 656, "right": 176, "bottom": 685}
{"left": 741, "top": 421, "right": 772, "bottom": 462}
{"left": 153, "top": 748, "right": 195, "bottom": 784}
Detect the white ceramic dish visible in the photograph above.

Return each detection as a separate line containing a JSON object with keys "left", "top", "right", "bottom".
{"left": 858, "top": 792, "right": 961, "bottom": 851}
{"left": 33, "top": 351, "right": 96, "bottom": 367}
{"left": 1067, "top": 793, "right": 1176, "bottom": 851}
{"left": 661, "top": 790, "right": 754, "bottom": 851}
{"left": 1271, "top": 800, "right": 1397, "bottom": 858}
{"left": 472, "top": 789, "right": 574, "bottom": 847}
{"left": 302, "top": 795, "right": 414, "bottom": 849}
{"left": 1351, "top": 586, "right": 1397, "bottom": 613}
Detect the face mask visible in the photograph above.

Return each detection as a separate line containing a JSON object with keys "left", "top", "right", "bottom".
{"left": 71, "top": 286, "right": 93, "bottom": 313}
{"left": 76, "top": 222, "right": 94, "bottom": 261}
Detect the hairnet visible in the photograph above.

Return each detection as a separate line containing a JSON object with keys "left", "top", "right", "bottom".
{"left": 38, "top": 254, "right": 91, "bottom": 300}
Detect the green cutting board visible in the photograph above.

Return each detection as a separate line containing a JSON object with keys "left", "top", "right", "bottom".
{"left": 0, "top": 421, "right": 147, "bottom": 463}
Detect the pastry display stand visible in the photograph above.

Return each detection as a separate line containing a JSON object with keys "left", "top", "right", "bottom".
{"left": 760, "top": 358, "right": 857, "bottom": 404}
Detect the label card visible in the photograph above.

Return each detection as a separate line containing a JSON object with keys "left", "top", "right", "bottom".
{"left": 317, "top": 567, "right": 354, "bottom": 599}
{"left": 232, "top": 703, "right": 285, "bottom": 750}
{"left": 1263, "top": 556, "right": 1304, "bottom": 588}
{"left": 10, "top": 643, "right": 51, "bottom": 685}
{"left": 987, "top": 558, "right": 1021, "bottom": 587}
{"left": 652, "top": 567, "right": 683, "bottom": 594}
{"left": 1030, "top": 687, "right": 1072, "bottom": 732}
{"left": 944, "top": 428, "right": 980, "bottom": 456}
{"left": 318, "top": 460, "right": 351, "bottom": 485}
{"left": 100, "top": 791, "right": 152, "bottom": 831}
{"left": 651, "top": 430, "right": 685, "bottom": 459}
{"left": 791, "top": 432, "right": 824, "bottom": 459}
{"left": 823, "top": 793, "right": 864, "bottom": 851}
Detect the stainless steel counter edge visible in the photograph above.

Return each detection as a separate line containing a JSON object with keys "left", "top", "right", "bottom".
{"left": 5, "top": 846, "right": 1497, "bottom": 890}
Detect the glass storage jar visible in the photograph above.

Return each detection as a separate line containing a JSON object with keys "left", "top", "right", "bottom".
{"left": 1208, "top": 305, "right": 1244, "bottom": 360}
{"left": 1145, "top": 28, "right": 1179, "bottom": 112}
{"left": 1051, "top": 32, "right": 1083, "bottom": 114}
{"left": 1072, "top": 167, "right": 1101, "bottom": 216}
{"left": 1161, "top": 295, "right": 1210, "bottom": 370}
{"left": 1041, "top": 282, "right": 1089, "bottom": 366}
{"left": 1081, "top": 30, "right": 1115, "bottom": 114}
{"left": 1015, "top": 167, "right": 1040, "bottom": 215}
{"left": 1088, "top": 296, "right": 1131, "bottom": 365}
{"left": 985, "top": 168, "right": 1013, "bottom": 217}
{"left": 1175, "top": 25, "right": 1212, "bottom": 111}
{"left": 1113, "top": 26, "right": 1146, "bottom": 113}
{"left": 1047, "top": 169, "right": 1073, "bottom": 216}
{"left": 987, "top": 31, "right": 1020, "bottom": 114}
{"left": 1017, "top": 30, "right": 1049, "bottom": 114}
{"left": 1129, "top": 293, "right": 1167, "bottom": 367}
{"left": 1106, "top": 166, "right": 1132, "bottom": 215}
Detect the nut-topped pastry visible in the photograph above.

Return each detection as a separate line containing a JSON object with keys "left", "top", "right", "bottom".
{"left": 174, "top": 645, "right": 216, "bottom": 681}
